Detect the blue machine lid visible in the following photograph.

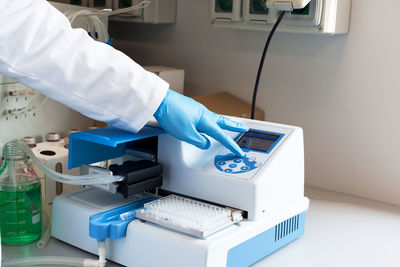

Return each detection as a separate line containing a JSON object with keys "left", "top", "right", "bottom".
{"left": 68, "top": 126, "right": 165, "bottom": 169}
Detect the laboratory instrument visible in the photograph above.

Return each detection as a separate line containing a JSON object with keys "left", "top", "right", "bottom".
{"left": 0, "top": 141, "right": 42, "bottom": 245}
{"left": 50, "top": 116, "right": 309, "bottom": 266}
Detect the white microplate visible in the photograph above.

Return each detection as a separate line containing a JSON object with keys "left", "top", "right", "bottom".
{"left": 138, "top": 195, "right": 234, "bottom": 236}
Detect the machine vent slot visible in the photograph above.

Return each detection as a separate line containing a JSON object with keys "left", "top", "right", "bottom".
{"left": 274, "top": 215, "right": 300, "bottom": 242}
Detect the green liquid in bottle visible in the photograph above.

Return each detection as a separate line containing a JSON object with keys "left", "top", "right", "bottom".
{"left": 0, "top": 182, "right": 42, "bottom": 245}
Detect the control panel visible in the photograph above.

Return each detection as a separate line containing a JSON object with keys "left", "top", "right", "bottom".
{"left": 203, "top": 127, "right": 291, "bottom": 180}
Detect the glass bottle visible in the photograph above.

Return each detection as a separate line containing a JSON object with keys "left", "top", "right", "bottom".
{"left": 0, "top": 140, "right": 42, "bottom": 245}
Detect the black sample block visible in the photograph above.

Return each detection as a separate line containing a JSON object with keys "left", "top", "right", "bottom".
{"left": 109, "top": 160, "right": 163, "bottom": 198}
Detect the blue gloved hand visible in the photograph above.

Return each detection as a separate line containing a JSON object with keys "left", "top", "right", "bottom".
{"left": 154, "top": 90, "right": 249, "bottom": 157}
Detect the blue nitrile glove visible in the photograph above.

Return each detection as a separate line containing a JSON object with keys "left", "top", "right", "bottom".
{"left": 154, "top": 90, "right": 249, "bottom": 157}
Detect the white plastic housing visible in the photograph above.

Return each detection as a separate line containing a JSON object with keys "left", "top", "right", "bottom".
{"left": 158, "top": 118, "right": 305, "bottom": 221}
{"left": 32, "top": 140, "right": 81, "bottom": 204}
{"left": 52, "top": 187, "right": 309, "bottom": 267}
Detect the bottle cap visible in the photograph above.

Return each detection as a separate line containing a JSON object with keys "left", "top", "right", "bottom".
{"left": 46, "top": 132, "right": 60, "bottom": 142}
{"left": 22, "top": 136, "right": 37, "bottom": 148}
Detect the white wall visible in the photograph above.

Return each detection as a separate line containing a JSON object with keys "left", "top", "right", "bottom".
{"left": 109, "top": 0, "right": 400, "bottom": 205}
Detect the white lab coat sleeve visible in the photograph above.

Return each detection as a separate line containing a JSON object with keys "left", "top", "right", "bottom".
{"left": 0, "top": 0, "right": 168, "bottom": 133}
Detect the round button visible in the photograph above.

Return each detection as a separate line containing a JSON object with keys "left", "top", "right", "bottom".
{"left": 233, "top": 159, "right": 242, "bottom": 163}
{"left": 254, "top": 162, "right": 261, "bottom": 167}
{"left": 224, "top": 169, "right": 233, "bottom": 173}
{"left": 248, "top": 157, "right": 256, "bottom": 162}
{"left": 241, "top": 166, "right": 250, "bottom": 171}
{"left": 217, "top": 161, "right": 226, "bottom": 166}
{"left": 229, "top": 164, "right": 237, "bottom": 168}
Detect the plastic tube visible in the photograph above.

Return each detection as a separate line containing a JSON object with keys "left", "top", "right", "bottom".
{"left": 97, "top": 241, "right": 107, "bottom": 267}
{"left": 2, "top": 256, "right": 85, "bottom": 266}
{"left": 3, "top": 241, "right": 107, "bottom": 266}
{"left": 20, "top": 141, "right": 123, "bottom": 185}
{"left": 37, "top": 204, "right": 51, "bottom": 249}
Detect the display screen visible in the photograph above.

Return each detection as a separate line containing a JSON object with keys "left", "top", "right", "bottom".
{"left": 236, "top": 130, "right": 282, "bottom": 153}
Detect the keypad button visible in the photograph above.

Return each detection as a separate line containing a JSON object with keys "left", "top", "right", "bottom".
{"left": 241, "top": 166, "right": 250, "bottom": 171}
{"left": 217, "top": 161, "right": 226, "bottom": 166}
{"left": 224, "top": 169, "right": 233, "bottom": 173}
{"left": 233, "top": 159, "right": 242, "bottom": 163}
{"left": 229, "top": 164, "right": 237, "bottom": 168}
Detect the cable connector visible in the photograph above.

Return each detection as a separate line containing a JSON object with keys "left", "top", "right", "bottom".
{"left": 266, "top": 0, "right": 311, "bottom": 11}
{"left": 271, "top": 2, "right": 294, "bottom": 11}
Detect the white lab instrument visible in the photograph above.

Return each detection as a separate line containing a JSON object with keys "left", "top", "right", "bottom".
{"left": 51, "top": 117, "right": 309, "bottom": 267}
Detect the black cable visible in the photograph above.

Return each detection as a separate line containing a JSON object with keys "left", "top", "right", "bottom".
{"left": 251, "top": 11, "right": 287, "bottom": 120}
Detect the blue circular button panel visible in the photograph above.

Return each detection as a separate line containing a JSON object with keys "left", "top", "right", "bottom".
{"left": 214, "top": 153, "right": 262, "bottom": 175}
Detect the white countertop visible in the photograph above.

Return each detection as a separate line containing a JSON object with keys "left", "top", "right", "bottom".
{"left": 3, "top": 186, "right": 400, "bottom": 267}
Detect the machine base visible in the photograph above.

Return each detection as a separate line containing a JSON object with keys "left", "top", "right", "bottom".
{"left": 52, "top": 188, "right": 308, "bottom": 267}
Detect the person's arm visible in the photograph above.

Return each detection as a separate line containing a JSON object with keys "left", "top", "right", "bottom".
{"left": 0, "top": 0, "right": 167, "bottom": 132}
{"left": 0, "top": 0, "right": 248, "bottom": 156}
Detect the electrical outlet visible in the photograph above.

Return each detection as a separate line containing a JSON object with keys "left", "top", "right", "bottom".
{"left": 284, "top": 0, "right": 322, "bottom": 27}
{"left": 243, "top": 0, "right": 279, "bottom": 24}
{"left": 211, "top": 0, "right": 351, "bottom": 35}
{"left": 209, "top": 0, "right": 242, "bottom": 22}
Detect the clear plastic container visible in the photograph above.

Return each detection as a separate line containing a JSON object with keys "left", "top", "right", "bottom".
{"left": 0, "top": 140, "right": 42, "bottom": 245}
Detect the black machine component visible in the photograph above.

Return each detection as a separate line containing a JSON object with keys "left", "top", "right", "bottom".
{"left": 109, "top": 160, "right": 163, "bottom": 199}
